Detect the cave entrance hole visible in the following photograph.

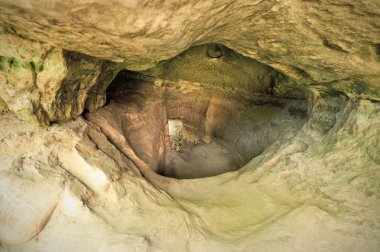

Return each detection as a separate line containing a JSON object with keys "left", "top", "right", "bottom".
{"left": 86, "top": 44, "right": 309, "bottom": 179}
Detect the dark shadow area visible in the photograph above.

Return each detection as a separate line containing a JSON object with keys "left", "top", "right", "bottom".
{"left": 85, "top": 44, "right": 309, "bottom": 179}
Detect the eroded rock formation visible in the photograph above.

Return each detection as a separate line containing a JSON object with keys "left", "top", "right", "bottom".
{"left": 0, "top": 1, "right": 379, "bottom": 251}
{"left": 0, "top": 32, "right": 121, "bottom": 124}
{"left": 86, "top": 59, "right": 307, "bottom": 179}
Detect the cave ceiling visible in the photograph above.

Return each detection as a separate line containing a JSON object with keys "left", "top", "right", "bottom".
{"left": 0, "top": 1, "right": 379, "bottom": 251}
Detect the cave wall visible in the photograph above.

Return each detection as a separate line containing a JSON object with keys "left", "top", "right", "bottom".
{"left": 86, "top": 71, "right": 308, "bottom": 179}
{"left": 0, "top": 0, "right": 379, "bottom": 95}
{"left": 0, "top": 0, "right": 379, "bottom": 251}
{"left": 0, "top": 1, "right": 379, "bottom": 124}
{"left": 0, "top": 32, "right": 121, "bottom": 124}
{"left": 2, "top": 85, "right": 378, "bottom": 251}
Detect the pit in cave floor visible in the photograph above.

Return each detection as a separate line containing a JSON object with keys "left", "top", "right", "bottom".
{"left": 165, "top": 119, "right": 244, "bottom": 179}
{"left": 84, "top": 70, "right": 309, "bottom": 179}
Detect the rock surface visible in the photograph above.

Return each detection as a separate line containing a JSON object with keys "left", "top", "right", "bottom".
{"left": 0, "top": 0, "right": 379, "bottom": 124}
{"left": 0, "top": 32, "right": 121, "bottom": 124}
{"left": 1, "top": 85, "right": 379, "bottom": 251}
{"left": 85, "top": 71, "right": 307, "bottom": 178}
{"left": 0, "top": 0, "right": 379, "bottom": 92}
{"left": 0, "top": 0, "right": 379, "bottom": 251}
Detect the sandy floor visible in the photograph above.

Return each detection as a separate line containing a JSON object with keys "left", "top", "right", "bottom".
{"left": 163, "top": 141, "right": 242, "bottom": 179}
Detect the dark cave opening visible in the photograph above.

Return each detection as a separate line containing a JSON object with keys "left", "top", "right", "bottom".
{"left": 85, "top": 44, "right": 309, "bottom": 179}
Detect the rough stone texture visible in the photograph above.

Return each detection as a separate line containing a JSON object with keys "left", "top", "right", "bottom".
{"left": 86, "top": 82, "right": 169, "bottom": 173}
{"left": 0, "top": 0, "right": 379, "bottom": 124}
{"left": 0, "top": 112, "right": 142, "bottom": 247}
{"left": 85, "top": 72, "right": 307, "bottom": 178}
{"left": 0, "top": 0, "right": 379, "bottom": 97}
{"left": 0, "top": 32, "right": 121, "bottom": 124}
{"left": 1, "top": 87, "right": 379, "bottom": 251}
{"left": 0, "top": 32, "right": 49, "bottom": 123}
{"left": 46, "top": 50, "right": 121, "bottom": 123}
{"left": 0, "top": 0, "right": 379, "bottom": 251}
{"left": 144, "top": 43, "right": 278, "bottom": 94}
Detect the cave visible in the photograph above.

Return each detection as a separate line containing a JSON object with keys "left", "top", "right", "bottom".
{"left": 0, "top": 1, "right": 380, "bottom": 252}
{"left": 85, "top": 44, "right": 308, "bottom": 179}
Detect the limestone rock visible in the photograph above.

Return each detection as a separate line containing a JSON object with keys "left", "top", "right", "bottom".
{"left": 0, "top": 0, "right": 378, "bottom": 94}
{"left": 45, "top": 50, "right": 121, "bottom": 123}
{"left": 1, "top": 87, "right": 379, "bottom": 251}
{"left": 0, "top": 32, "right": 49, "bottom": 123}
{"left": 0, "top": 1, "right": 379, "bottom": 251}
{"left": 0, "top": 33, "right": 121, "bottom": 124}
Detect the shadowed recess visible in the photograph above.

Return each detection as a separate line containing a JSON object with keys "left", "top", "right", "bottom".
{"left": 85, "top": 44, "right": 309, "bottom": 179}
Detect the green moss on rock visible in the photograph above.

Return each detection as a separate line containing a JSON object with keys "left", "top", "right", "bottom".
{"left": 0, "top": 55, "right": 32, "bottom": 73}
{"left": 0, "top": 56, "right": 8, "bottom": 72}
{"left": 9, "top": 57, "right": 22, "bottom": 69}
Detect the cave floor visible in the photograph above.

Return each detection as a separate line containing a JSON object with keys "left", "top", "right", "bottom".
{"left": 163, "top": 140, "right": 243, "bottom": 179}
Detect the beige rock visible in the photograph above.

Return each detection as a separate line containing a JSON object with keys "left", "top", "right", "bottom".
{"left": 0, "top": 32, "right": 48, "bottom": 123}
{"left": 35, "top": 48, "right": 67, "bottom": 121}
{"left": 0, "top": 33, "right": 121, "bottom": 124}
{"left": 1, "top": 0, "right": 379, "bottom": 124}
{"left": 0, "top": 0, "right": 378, "bottom": 91}
{"left": 0, "top": 92, "right": 379, "bottom": 251}
{"left": 0, "top": 0, "right": 379, "bottom": 251}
